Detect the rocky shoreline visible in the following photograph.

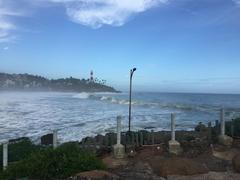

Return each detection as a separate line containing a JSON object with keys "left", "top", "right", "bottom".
{"left": 70, "top": 127, "right": 240, "bottom": 180}
{"left": 1, "top": 120, "right": 240, "bottom": 179}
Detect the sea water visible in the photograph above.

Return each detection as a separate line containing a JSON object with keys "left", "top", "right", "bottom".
{"left": 0, "top": 91, "right": 240, "bottom": 143}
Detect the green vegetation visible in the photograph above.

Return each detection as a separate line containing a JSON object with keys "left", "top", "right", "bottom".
{"left": 0, "top": 138, "right": 41, "bottom": 170}
{"left": 225, "top": 117, "right": 240, "bottom": 137}
{"left": 210, "top": 117, "right": 240, "bottom": 143}
{"left": 0, "top": 72, "right": 118, "bottom": 92}
{"left": 0, "top": 142, "right": 105, "bottom": 180}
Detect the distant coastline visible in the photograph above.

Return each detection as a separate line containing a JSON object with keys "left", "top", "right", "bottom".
{"left": 0, "top": 72, "right": 119, "bottom": 93}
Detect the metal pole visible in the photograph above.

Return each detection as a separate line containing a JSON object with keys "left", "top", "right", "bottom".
{"left": 129, "top": 70, "right": 132, "bottom": 132}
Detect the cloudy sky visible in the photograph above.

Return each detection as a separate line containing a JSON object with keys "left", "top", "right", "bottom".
{"left": 0, "top": 0, "right": 240, "bottom": 93}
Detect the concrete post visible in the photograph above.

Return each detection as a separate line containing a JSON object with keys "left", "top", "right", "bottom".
{"left": 117, "top": 116, "right": 121, "bottom": 145}
{"left": 218, "top": 108, "right": 233, "bottom": 146}
{"left": 171, "top": 114, "right": 176, "bottom": 141}
{"left": 220, "top": 108, "right": 225, "bottom": 136}
{"left": 3, "top": 142, "right": 8, "bottom": 170}
{"left": 113, "top": 116, "right": 125, "bottom": 159}
{"left": 168, "top": 114, "right": 182, "bottom": 155}
{"left": 53, "top": 130, "right": 58, "bottom": 149}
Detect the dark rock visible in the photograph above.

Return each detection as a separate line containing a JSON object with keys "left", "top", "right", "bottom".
{"left": 69, "top": 170, "right": 119, "bottom": 180}
{"left": 96, "top": 146, "right": 112, "bottom": 157}
{"left": 150, "top": 157, "right": 209, "bottom": 177}
{"left": 105, "top": 133, "right": 117, "bottom": 146}
{"left": 233, "top": 139, "right": 240, "bottom": 149}
{"left": 195, "top": 122, "right": 207, "bottom": 132}
{"left": 9, "top": 137, "right": 30, "bottom": 144}
{"left": 41, "top": 133, "right": 53, "bottom": 145}
{"left": 117, "top": 162, "right": 163, "bottom": 180}
{"left": 233, "top": 153, "right": 240, "bottom": 173}
{"left": 95, "top": 134, "right": 105, "bottom": 145}
{"left": 181, "top": 138, "right": 209, "bottom": 158}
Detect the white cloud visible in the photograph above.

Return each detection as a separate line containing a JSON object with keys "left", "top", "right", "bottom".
{"left": 3, "top": 46, "right": 8, "bottom": 50}
{"left": 46, "top": 0, "right": 168, "bottom": 28}
{"left": 0, "top": 0, "right": 25, "bottom": 43}
{"left": 234, "top": 0, "right": 240, "bottom": 5}
{"left": 1, "top": 0, "right": 169, "bottom": 43}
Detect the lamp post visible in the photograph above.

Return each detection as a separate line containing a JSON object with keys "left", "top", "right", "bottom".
{"left": 128, "top": 68, "right": 137, "bottom": 132}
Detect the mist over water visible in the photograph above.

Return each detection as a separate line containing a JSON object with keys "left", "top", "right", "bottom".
{"left": 1, "top": 91, "right": 240, "bottom": 143}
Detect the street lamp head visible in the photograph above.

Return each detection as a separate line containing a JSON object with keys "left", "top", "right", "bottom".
{"left": 133, "top": 68, "right": 137, "bottom": 72}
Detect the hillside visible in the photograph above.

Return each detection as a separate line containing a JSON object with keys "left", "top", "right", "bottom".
{"left": 0, "top": 73, "right": 118, "bottom": 93}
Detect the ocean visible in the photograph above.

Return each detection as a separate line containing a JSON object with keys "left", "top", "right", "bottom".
{"left": 0, "top": 91, "right": 240, "bottom": 143}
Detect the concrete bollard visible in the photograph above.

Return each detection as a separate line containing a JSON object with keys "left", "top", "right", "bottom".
{"left": 53, "top": 130, "right": 58, "bottom": 149}
{"left": 218, "top": 108, "right": 233, "bottom": 146}
{"left": 113, "top": 116, "right": 125, "bottom": 159}
{"left": 168, "top": 114, "right": 182, "bottom": 155}
{"left": 171, "top": 114, "right": 176, "bottom": 141}
{"left": 220, "top": 108, "right": 225, "bottom": 136}
{"left": 3, "top": 141, "right": 8, "bottom": 170}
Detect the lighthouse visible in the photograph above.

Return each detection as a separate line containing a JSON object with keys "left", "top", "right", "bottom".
{"left": 90, "top": 70, "right": 94, "bottom": 82}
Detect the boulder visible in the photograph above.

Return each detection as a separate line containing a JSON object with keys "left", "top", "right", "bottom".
{"left": 118, "top": 162, "right": 164, "bottom": 180}
{"left": 9, "top": 137, "right": 30, "bottom": 143}
{"left": 233, "top": 153, "right": 240, "bottom": 173}
{"left": 150, "top": 157, "right": 209, "bottom": 177}
{"left": 41, "top": 133, "right": 53, "bottom": 145}
{"left": 167, "top": 171, "right": 240, "bottom": 180}
{"left": 95, "top": 134, "right": 105, "bottom": 145}
{"left": 70, "top": 170, "right": 119, "bottom": 180}
{"left": 195, "top": 122, "right": 207, "bottom": 132}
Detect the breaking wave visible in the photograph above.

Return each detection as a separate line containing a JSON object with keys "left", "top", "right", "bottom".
{"left": 1, "top": 92, "right": 240, "bottom": 143}
{"left": 72, "top": 92, "right": 90, "bottom": 99}
{"left": 72, "top": 93, "right": 228, "bottom": 112}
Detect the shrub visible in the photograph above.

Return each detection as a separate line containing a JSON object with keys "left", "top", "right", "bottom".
{"left": 210, "top": 117, "right": 240, "bottom": 142}
{"left": 0, "top": 138, "right": 41, "bottom": 170}
{"left": 0, "top": 142, "right": 105, "bottom": 180}
{"left": 225, "top": 118, "right": 240, "bottom": 137}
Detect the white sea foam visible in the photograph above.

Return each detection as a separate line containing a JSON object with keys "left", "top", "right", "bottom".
{"left": 0, "top": 92, "right": 240, "bottom": 144}
{"left": 73, "top": 92, "right": 90, "bottom": 99}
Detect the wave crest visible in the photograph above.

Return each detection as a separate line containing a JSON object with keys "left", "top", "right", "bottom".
{"left": 73, "top": 92, "right": 90, "bottom": 99}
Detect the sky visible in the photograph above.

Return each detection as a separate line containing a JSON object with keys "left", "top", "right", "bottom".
{"left": 0, "top": 0, "right": 240, "bottom": 94}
